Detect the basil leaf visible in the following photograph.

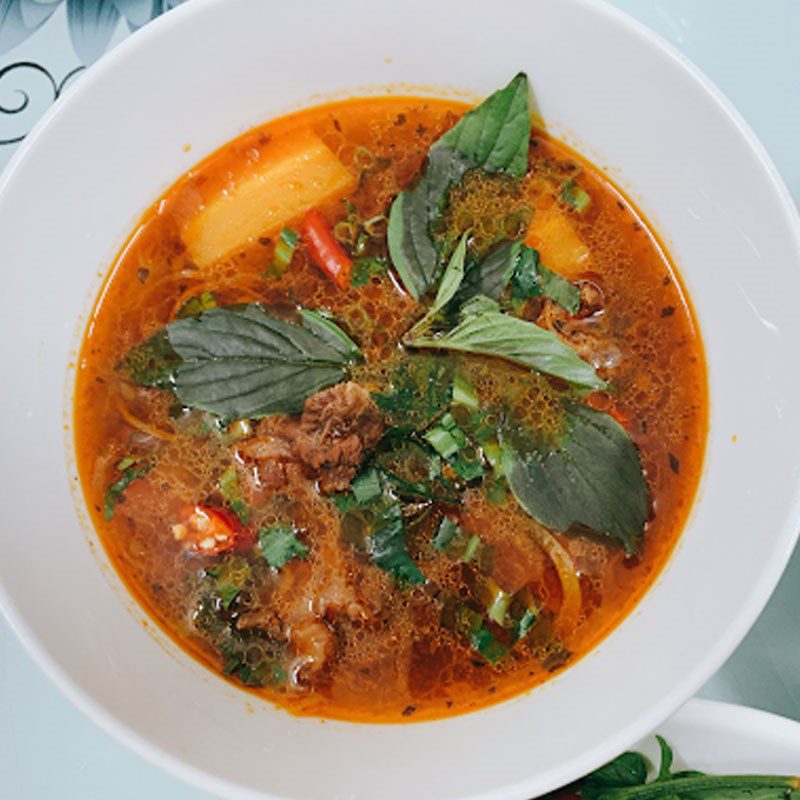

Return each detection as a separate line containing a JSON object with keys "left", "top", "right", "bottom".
{"left": 511, "top": 245, "right": 581, "bottom": 314}
{"left": 454, "top": 240, "right": 580, "bottom": 313}
{"left": 454, "top": 240, "right": 519, "bottom": 305}
{"left": 388, "top": 147, "right": 471, "bottom": 299}
{"left": 258, "top": 524, "right": 309, "bottom": 569}
{"left": 499, "top": 405, "right": 648, "bottom": 555}
{"left": 429, "top": 231, "right": 469, "bottom": 316}
{"left": 437, "top": 72, "right": 531, "bottom": 179}
{"left": 144, "top": 304, "right": 360, "bottom": 418}
{"left": 388, "top": 74, "right": 531, "bottom": 298}
{"left": 655, "top": 735, "right": 675, "bottom": 782}
{"left": 407, "top": 299, "right": 605, "bottom": 390}
{"left": 580, "top": 752, "right": 649, "bottom": 798}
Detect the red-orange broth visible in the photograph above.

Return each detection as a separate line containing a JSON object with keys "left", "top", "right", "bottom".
{"left": 74, "top": 94, "right": 707, "bottom": 721}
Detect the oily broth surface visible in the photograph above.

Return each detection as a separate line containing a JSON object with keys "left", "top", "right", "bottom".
{"left": 74, "top": 97, "right": 706, "bottom": 721}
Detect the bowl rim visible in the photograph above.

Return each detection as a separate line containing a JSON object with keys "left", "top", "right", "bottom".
{"left": 1, "top": 0, "right": 799, "bottom": 798}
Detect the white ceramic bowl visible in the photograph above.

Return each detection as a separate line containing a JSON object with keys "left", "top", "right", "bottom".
{"left": 1, "top": 1, "right": 799, "bottom": 798}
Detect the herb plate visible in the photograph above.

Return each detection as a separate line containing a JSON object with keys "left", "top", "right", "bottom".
{"left": 627, "top": 699, "right": 800, "bottom": 789}
{"left": 1, "top": 0, "right": 800, "bottom": 799}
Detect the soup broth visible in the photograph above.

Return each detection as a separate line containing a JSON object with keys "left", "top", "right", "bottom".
{"left": 75, "top": 81, "right": 706, "bottom": 721}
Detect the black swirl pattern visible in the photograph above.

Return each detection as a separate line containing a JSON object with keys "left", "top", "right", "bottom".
{"left": 0, "top": 61, "right": 84, "bottom": 145}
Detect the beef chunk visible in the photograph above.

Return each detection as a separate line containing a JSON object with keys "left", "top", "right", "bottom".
{"left": 237, "top": 382, "right": 383, "bottom": 493}
{"left": 290, "top": 381, "right": 383, "bottom": 492}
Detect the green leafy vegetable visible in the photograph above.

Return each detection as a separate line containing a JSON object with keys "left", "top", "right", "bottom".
{"left": 500, "top": 404, "right": 648, "bottom": 555}
{"left": 351, "top": 256, "right": 388, "bottom": 286}
{"left": 388, "top": 74, "right": 531, "bottom": 298}
{"left": 338, "top": 468, "right": 426, "bottom": 584}
{"left": 103, "top": 457, "right": 153, "bottom": 520}
{"left": 119, "top": 330, "right": 181, "bottom": 388}
{"left": 407, "top": 297, "right": 605, "bottom": 390}
{"left": 453, "top": 240, "right": 518, "bottom": 306}
{"left": 561, "top": 179, "right": 591, "bottom": 213}
{"left": 176, "top": 291, "right": 217, "bottom": 319}
{"left": 452, "top": 240, "right": 580, "bottom": 314}
{"left": 218, "top": 466, "right": 251, "bottom": 524}
{"left": 351, "top": 467, "right": 383, "bottom": 505}
{"left": 510, "top": 245, "right": 581, "bottom": 314}
{"left": 373, "top": 355, "right": 454, "bottom": 431}
{"left": 470, "top": 626, "right": 508, "bottom": 662}
{"left": 370, "top": 500, "right": 426, "bottom": 585}
{"left": 205, "top": 556, "right": 252, "bottom": 609}
{"left": 123, "top": 304, "right": 361, "bottom": 418}
{"left": 258, "top": 524, "right": 309, "bottom": 569}
{"left": 437, "top": 73, "right": 532, "bottom": 179}
{"left": 573, "top": 736, "right": 800, "bottom": 800}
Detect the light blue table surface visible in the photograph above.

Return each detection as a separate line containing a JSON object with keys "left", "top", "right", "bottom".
{"left": 1, "top": 2, "right": 799, "bottom": 797}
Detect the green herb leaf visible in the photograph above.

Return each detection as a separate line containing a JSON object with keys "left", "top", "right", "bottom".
{"left": 470, "top": 626, "right": 508, "bottom": 662}
{"left": 119, "top": 330, "right": 181, "bottom": 388}
{"left": 580, "top": 751, "right": 649, "bottom": 798}
{"left": 205, "top": 556, "right": 252, "bottom": 609}
{"left": 407, "top": 299, "right": 605, "bottom": 390}
{"left": 351, "top": 467, "right": 383, "bottom": 505}
{"left": 103, "top": 459, "right": 153, "bottom": 520}
{"left": 272, "top": 227, "right": 299, "bottom": 275}
{"left": 424, "top": 411, "right": 487, "bottom": 481}
{"left": 373, "top": 355, "right": 454, "bottom": 431}
{"left": 510, "top": 245, "right": 581, "bottom": 314}
{"left": 258, "top": 524, "right": 309, "bottom": 569}
{"left": 428, "top": 231, "right": 469, "bottom": 317}
{"left": 369, "top": 500, "right": 426, "bottom": 585}
{"left": 500, "top": 404, "right": 648, "bottom": 555}
{"left": 575, "top": 738, "right": 800, "bottom": 800}
{"left": 351, "top": 256, "right": 388, "bottom": 286}
{"left": 454, "top": 240, "right": 519, "bottom": 306}
{"left": 388, "top": 74, "right": 531, "bottom": 298}
{"left": 135, "top": 304, "right": 360, "bottom": 418}
{"left": 438, "top": 73, "right": 532, "bottom": 179}
{"left": 655, "top": 735, "right": 674, "bottom": 782}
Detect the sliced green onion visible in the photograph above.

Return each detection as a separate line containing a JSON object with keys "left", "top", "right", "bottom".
{"left": 561, "top": 180, "right": 591, "bottom": 213}
{"left": 176, "top": 291, "right": 216, "bottom": 319}
{"left": 485, "top": 581, "right": 512, "bottom": 625}
{"left": 272, "top": 227, "right": 299, "bottom": 274}
{"left": 333, "top": 220, "right": 357, "bottom": 247}
{"left": 432, "top": 517, "right": 461, "bottom": 551}
{"left": 219, "top": 466, "right": 251, "bottom": 524}
{"left": 461, "top": 534, "right": 481, "bottom": 564}
{"left": 424, "top": 412, "right": 468, "bottom": 459}
{"left": 452, "top": 372, "right": 479, "bottom": 410}
{"left": 471, "top": 627, "right": 508, "bottom": 662}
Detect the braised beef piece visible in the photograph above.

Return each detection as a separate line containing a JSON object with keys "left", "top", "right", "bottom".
{"left": 290, "top": 381, "right": 384, "bottom": 492}
{"left": 239, "top": 381, "right": 383, "bottom": 493}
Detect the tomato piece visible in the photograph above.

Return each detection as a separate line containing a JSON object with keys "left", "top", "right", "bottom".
{"left": 300, "top": 208, "right": 352, "bottom": 289}
{"left": 171, "top": 504, "right": 243, "bottom": 555}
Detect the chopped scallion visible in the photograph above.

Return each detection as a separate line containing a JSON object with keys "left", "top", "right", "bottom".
{"left": 561, "top": 179, "right": 591, "bottom": 213}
